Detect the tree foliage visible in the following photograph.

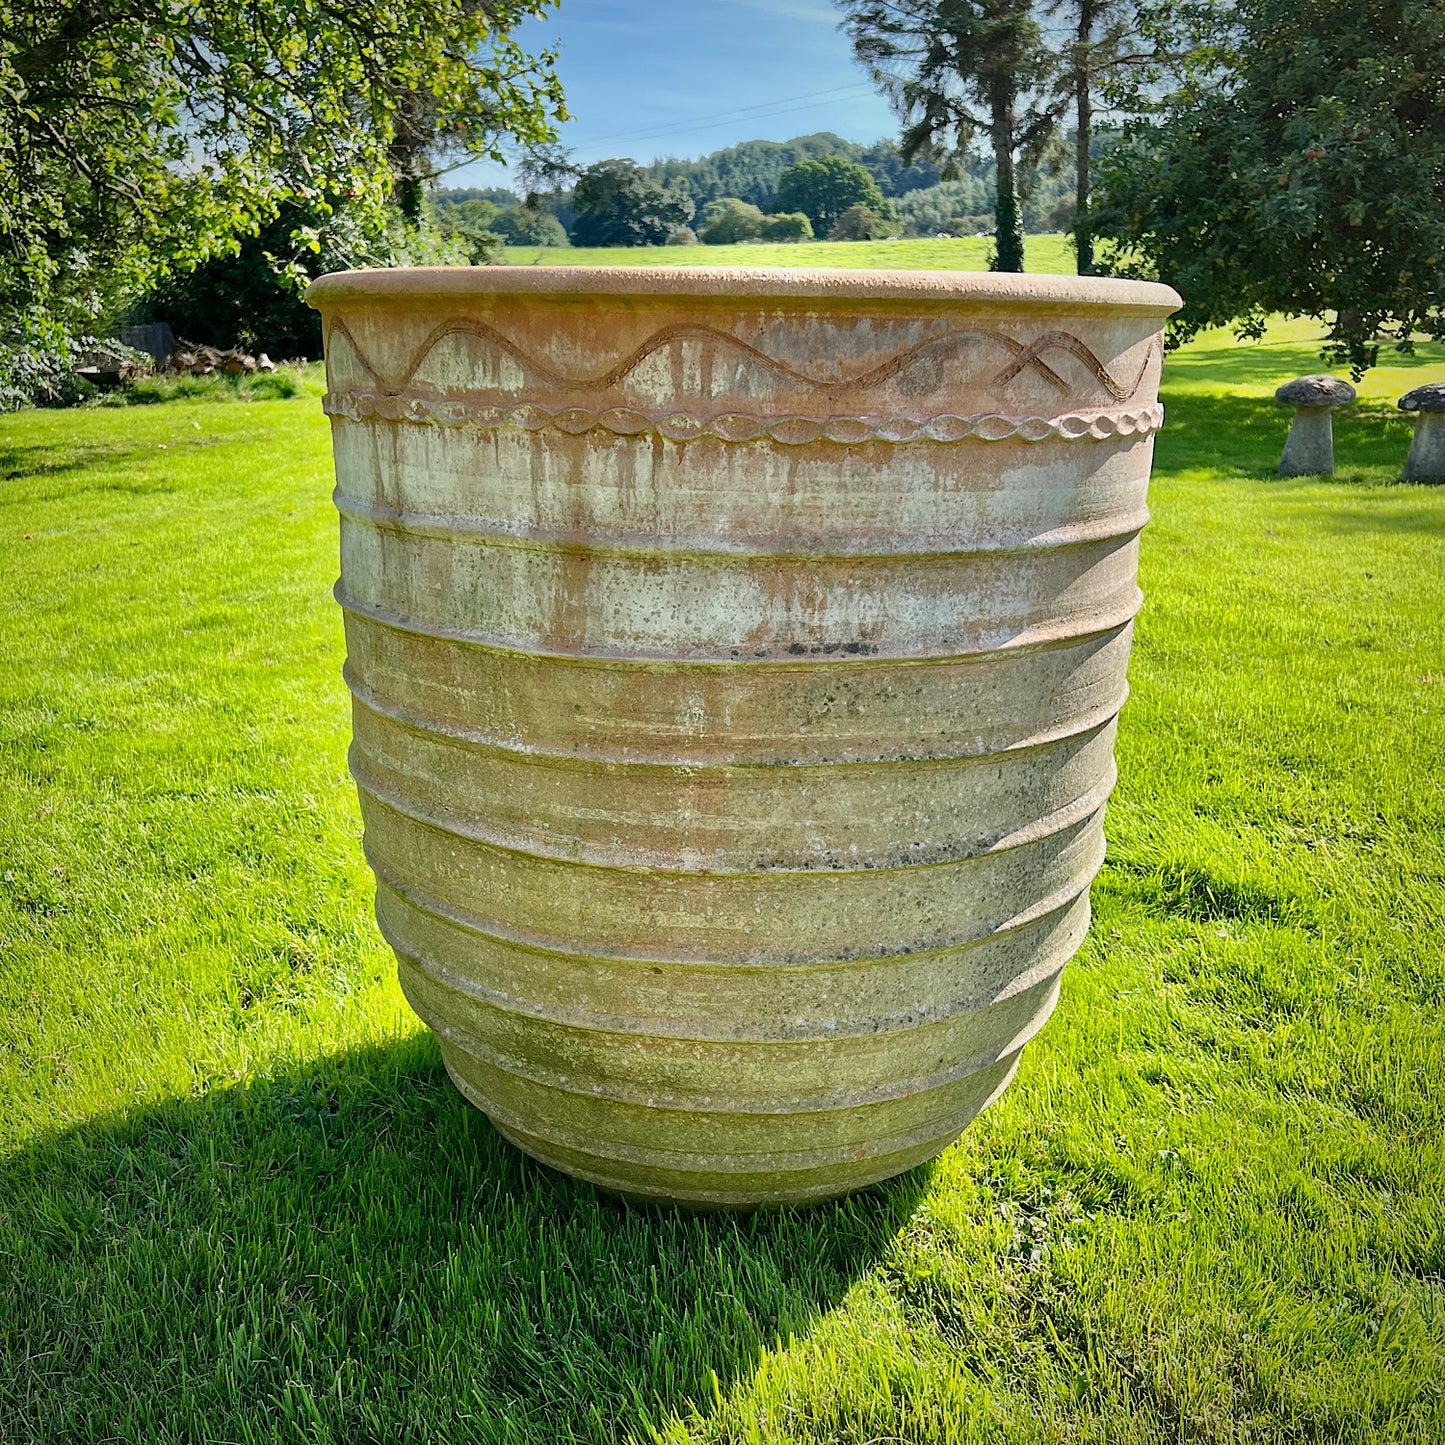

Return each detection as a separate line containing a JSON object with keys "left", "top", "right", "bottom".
{"left": 647, "top": 133, "right": 936, "bottom": 211}
{"left": 0, "top": 0, "right": 565, "bottom": 374}
{"left": 894, "top": 177, "right": 991, "bottom": 234}
{"left": 491, "top": 205, "right": 570, "bottom": 247}
{"left": 759, "top": 212, "right": 814, "bottom": 242}
{"left": 146, "top": 209, "right": 370, "bottom": 358}
{"left": 776, "top": 157, "right": 890, "bottom": 237}
{"left": 434, "top": 199, "right": 507, "bottom": 262}
{"left": 829, "top": 203, "right": 896, "bottom": 241}
{"left": 854, "top": 137, "right": 948, "bottom": 198}
{"left": 571, "top": 160, "right": 696, "bottom": 247}
{"left": 838, "top": 0, "right": 1060, "bottom": 272}
{"left": 1094, "top": 0, "right": 1445, "bottom": 373}
{"left": 698, "top": 198, "right": 767, "bottom": 245}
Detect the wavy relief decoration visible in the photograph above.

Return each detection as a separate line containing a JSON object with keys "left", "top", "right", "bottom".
{"left": 327, "top": 316, "right": 1154, "bottom": 404}
{"left": 322, "top": 391, "right": 1165, "bottom": 446}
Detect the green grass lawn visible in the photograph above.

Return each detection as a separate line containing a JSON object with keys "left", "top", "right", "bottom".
{"left": 2, "top": 291, "right": 1443, "bottom": 1443}
{"left": 502, "top": 233, "right": 1076, "bottom": 273}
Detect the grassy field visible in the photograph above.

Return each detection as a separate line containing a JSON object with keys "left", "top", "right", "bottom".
{"left": 502, "top": 233, "right": 1076, "bottom": 272}
{"left": 2, "top": 275, "right": 1443, "bottom": 1442}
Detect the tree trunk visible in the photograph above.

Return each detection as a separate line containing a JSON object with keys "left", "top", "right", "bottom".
{"left": 1074, "top": 0, "right": 1096, "bottom": 275}
{"left": 389, "top": 87, "right": 431, "bottom": 225}
{"left": 395, "top": 174, "right": 425, "bottom": 224}
{"left": 991, "top": 81, "right": 1024, "bottom": 273}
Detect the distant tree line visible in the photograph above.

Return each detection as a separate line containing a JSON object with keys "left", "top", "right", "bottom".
{"left": 437, "top": 131, "right": 1078, "bottom": 253}
{"left": 646, "top": 134, "right": 944, "bottom": 211}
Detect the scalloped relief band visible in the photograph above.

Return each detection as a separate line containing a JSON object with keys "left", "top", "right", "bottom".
{"left": 323, "top": 391, "right": 1165, "bottom": 445}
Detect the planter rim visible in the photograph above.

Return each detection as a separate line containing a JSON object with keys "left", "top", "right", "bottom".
{"left": 306, "top": 265, "right": 1181, "bottom": 315}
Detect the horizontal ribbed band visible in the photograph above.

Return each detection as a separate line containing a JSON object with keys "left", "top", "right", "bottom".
{"left": 364, "top": 825, "right": 1102, "bottom": 967}
{"left": 438, "top": 1044, "right": 1025, "bottom": 1202}
{"left": 346, "top": 663, "right": 1128, "bottom": 771}
{"left": 488, "top": 1115, "right": 962, "bottom": 1208}
{"left": 376, "top": 865, "right": 1090, "bottom": 972}
{"left": 352, "top": 747, "right": 1117, "bottom": 877}
{"left": 415, "top": 969, "right": 1058, "bottom": 1114}
{"left": 333, "top": 488, "right": 1152, "bottom": 560}
{"left": 335, "top": 581, "right": 1144, "bottom": 667}
{"left": 388, "top": 916, "right": 1075, "bottom": 1043}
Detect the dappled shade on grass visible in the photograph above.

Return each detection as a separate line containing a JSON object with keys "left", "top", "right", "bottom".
{"left": 1151, "top": 391, "right": 1429, "bottom": 483}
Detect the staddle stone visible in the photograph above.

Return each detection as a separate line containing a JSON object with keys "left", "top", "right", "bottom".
{"left": 1275, "top": 375, "right": 1356, "bottom": 476}
{"left": 1399, "top": 383, "right": 1445, "bottom": 483}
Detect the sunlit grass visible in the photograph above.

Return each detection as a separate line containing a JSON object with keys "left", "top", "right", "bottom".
{"left": 1, "top": 312, "right": 1441, "bottom": 1442}
{"left": 502, "top": 233, "right": 1077, "bottom": 273}
{"left": 1164, "top": 315, "right": 1445, "bottom": 406}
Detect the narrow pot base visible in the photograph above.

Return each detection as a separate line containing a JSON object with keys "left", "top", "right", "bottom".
{"left": 442, "top": 1044, "right": 1023, "bottom": 1211}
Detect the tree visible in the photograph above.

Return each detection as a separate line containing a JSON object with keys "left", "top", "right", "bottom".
{"left": 829, "top": 203, "right": 895, "bottom": 240}
{"left": 759, "top": 212, "right": 814, "bottom": 242}
{"left": 698, "top": 198, "right": 767, "bottom": 245}
{"left": 512, "top": 142, "right": 580, "bottom": 233}
{"left": 1093, "top": 0, "right": 1445, "bottom": 373}
{"left": 492, "top": 206, "right": 570, "bottom": 247}
{"left": 435, "top": 198, "right": 506, "bottom": 262}
{"left": 776, "top": 156, "right": 890, "bottom": 236}
{"left": 894, "top": 178, "right": 990, "bottom": 235}
{"left": 0, "top": 0, "right": 565, "bottom": 387}
{"left": 1056, "top": 0, "right": 1119, "bottom": 274}
{"left": 571, "top": 161, "right": 696, "bottom": 247}
{"left": 1047, "top": 0, "right": 1196, "bottom": 274}
{"left": 838, "top": 0, "right": 1061, "bottom": 272}
{"left": 143, "top": 192, "right": 484, "bottom": 358}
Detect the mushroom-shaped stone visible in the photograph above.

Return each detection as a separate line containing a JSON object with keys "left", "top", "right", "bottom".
{"left": 1399, "top": 383, "right": 1445, "bottom": 483}
{"left": 1275, "top": 375, "right": 1356, "bottom": 476}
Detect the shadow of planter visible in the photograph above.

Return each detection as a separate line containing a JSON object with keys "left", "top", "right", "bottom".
{"left": 0, "top": 1031, "right": 929, "bottom": 1442}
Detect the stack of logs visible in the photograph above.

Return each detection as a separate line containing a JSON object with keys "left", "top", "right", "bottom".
{"left": 167, "top": 341, "right": 278, "bottom": 375}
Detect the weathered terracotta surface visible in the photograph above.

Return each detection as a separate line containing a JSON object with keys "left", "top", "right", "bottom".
{"left": 307, "top": 266, "right": 1180, "bottom": 1208}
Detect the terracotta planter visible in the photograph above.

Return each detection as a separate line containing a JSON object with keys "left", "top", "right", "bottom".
{"left": 307, "top": 267, "right": 1180, "bottom": 1208}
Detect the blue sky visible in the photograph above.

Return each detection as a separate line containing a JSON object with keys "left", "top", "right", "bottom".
{"left": 450, "top": 0, "right": 899, "bottom": 189}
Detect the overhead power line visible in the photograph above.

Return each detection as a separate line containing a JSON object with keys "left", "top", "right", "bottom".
{"left": 578, "top": 82, "right": 879, "bottom": 149}
{"left": 568, "top": 83, "right": 882, "bottom": 159}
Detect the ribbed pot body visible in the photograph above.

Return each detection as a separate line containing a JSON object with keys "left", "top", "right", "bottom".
{"left": 308, "top": 267, "right": 1179, "bottom": 1208}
